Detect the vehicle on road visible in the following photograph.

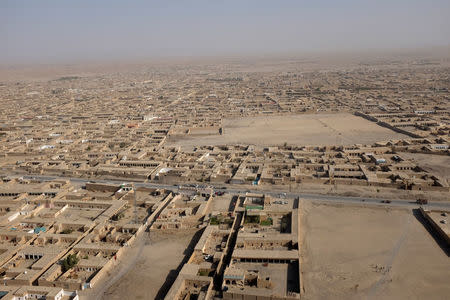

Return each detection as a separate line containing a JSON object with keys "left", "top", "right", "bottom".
{"left": 416, "top": 198, "right": 428, "bottom": 205}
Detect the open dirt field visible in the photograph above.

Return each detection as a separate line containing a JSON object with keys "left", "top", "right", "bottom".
{"left": 210, "top": 194, "right": 234, "bottom": 211}
{"left": 79, "top": 229, "right": 198, "bottom": 300}
{"left": 300, "top": 201, "right": 450, "bottom": 300}
{"left": 167, "top": 113, "right": 408, "bottom": 148}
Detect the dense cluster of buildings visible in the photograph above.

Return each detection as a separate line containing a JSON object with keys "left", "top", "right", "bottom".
{"left": 0, "top": 178, "right": 171, "bottom": 299}
{"left": 166, "top": 192, "right": 301, "bottom": 300}
{"left": 3, "top": 138, "right": 448, "bottom": 193}
{"left": 0, "top": 62, "right": 448, "bottom": 196}
{"left": 0, "top": 174, "right": 304, "bottom": 299}
{"left": 356, "top": 110, "right": 449, "bottom": 139}
{"left": 0, "top": 58, "right": 448, "bottom": 298}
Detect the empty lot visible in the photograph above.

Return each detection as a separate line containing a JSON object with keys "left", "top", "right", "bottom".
{"left": 168, "top": 113, "right": 408, "bottom": 148}
{"left": 300, "top": 201, "right": 450, "bottom": 300}
{"left": 81, "top": 230, "right": 198, "bottom": 300}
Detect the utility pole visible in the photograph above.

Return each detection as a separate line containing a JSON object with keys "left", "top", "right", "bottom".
{"left": 133, "top": 183, "right": 138, "bottom": 224}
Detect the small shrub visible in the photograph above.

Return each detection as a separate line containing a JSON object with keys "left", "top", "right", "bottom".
{"left": 210, "top": 216, "right": 220, "bottom": 225}
{"left": 260, "top": 217, "right": 273, "bottom": 226}
{"left": 61, "top": 228, "right": 74, "bottom": 234}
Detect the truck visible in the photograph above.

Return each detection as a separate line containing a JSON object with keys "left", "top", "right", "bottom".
{"left": 416, "top": 198, "right": 428, "bottom": 205}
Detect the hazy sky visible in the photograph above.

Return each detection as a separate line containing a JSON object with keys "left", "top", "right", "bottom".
{"left": 1, "top": 0, "right": 449, "bottom": 63}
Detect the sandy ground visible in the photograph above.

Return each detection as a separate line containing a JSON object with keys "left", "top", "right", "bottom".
{"left": 210, "top": 194, "right": 234, "bottom": 211}
{"left": 167, "top": 113, "right": 408, "bottom": 148}
{"left": 300, "top": 201, "right": 450, "bottom": 300}
{"left": 102, "top": 230, "right": 197, "bottom": 300}
{"left": 79, "top": 229, "right": 197, "bottom": 300}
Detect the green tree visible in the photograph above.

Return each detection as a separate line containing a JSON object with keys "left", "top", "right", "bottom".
{"left": 62, "top": 254, "right": 79, "bottom": 272}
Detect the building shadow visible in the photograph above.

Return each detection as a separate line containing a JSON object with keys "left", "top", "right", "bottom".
{"left": 228, "top": 195, "right": 238, "bottom": 212}
{"left": 154, "top": 227, "right": 206, "bottom": 299}
{"left": 293, "top": 197, "right": 299, "bottom": 209}
{"left": 412, "top": 208, "right": 449, "bottom": 257}
{"left": 287, "top": 261, "right": 300, "bottom": 294}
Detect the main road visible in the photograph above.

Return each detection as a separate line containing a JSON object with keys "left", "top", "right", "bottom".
{"left": 18, "top": 174, "right": 450, "bottom": 210}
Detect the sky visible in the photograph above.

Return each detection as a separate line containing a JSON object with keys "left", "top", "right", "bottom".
{"left": 1, "top": 0, "right": 449, "bottom": 64}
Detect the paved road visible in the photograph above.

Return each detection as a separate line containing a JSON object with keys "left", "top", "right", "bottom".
{"left": 19, "top": 174, "right": 450, "bottom": 210}
{"left": 14, "top": 173, "right": 449, "bottom": 299}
